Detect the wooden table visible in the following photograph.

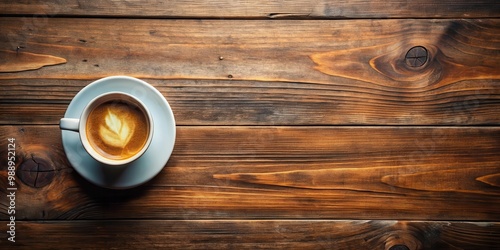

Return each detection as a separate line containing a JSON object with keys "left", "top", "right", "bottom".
{"left": 1, "top": 1, "right": 500, "bottom": 249}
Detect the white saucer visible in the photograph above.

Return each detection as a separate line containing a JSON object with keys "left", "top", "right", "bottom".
{"left": 61, "top": 76, "right": 176, "bottom": 189}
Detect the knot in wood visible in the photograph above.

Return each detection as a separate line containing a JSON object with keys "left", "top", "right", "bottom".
{"left": 18, "top": 157, "right": 55, "bottom": 188}
{"left": 405, "top": 46, "right": 428, "bottom": 67}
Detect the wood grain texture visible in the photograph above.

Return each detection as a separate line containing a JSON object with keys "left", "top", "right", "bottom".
{"left": 0, "top": 18, "right": 499, "bottom": 125}
{"left": 0, "top": 0, "right": 498, "bottom": 18}
{"left": 1, "top": 2, "right": 499, "bottom": 248}
{"left": 1, "top": 18, "right": 498, "bottom": 83}
{"left": 7, "top": 220, "right": 500, "bottom": 249}
{"left": 1, "top": 126, "right": 499, "bottom": 221}
{"left": 1, "top": 78, "right": 500, "bottom": 125}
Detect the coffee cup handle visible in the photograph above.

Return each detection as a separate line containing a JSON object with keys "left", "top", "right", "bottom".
{"left": 60, "top": 118, "right": 80, "bottom": 132}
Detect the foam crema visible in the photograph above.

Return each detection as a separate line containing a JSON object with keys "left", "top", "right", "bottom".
{"left": 86, "top": 100, "right": 149, "bottom": 160}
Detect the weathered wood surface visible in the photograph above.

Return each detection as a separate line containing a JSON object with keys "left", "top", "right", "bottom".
{"left": 1, "top": 126, "right": 499, "bottom": 221}
{"left": 0, "top": 0, "right": 498, "bottom": 18}
{"left": 1, "top": 1, "right": 499, "bottom": 249}
{"left": 1, "top": 18, "right": 498, "bottom": 84}
{"left": 9, "top": 220, "right": 500, "bottom": 249}
{"left": 1, "top": 18, "right": 499, "bottom": 125}
{"left": 1, "top": 77, "right": 500, "bottom": 125}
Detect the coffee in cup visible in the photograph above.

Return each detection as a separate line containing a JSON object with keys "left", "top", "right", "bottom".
{"left": 60, "top": 92, "right": 153, "bottom": 165}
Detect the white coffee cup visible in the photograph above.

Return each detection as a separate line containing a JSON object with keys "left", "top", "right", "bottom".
{"left": 60, "top": 92, "right": 154, "bottom": 165}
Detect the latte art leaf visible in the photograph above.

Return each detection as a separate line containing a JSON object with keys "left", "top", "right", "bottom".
{"left": 99, "top": 109, "right": 135, "bottom": 148}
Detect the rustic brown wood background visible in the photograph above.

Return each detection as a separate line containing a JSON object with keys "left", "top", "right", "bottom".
{"left": 1, "top": 1, "right": 500, "bottom": 249}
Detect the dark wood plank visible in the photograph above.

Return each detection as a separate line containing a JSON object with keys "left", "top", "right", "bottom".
{"left": 1, "top": 19, "right": 499, "bottom": 126}
{"left": 1, "top": 78, "right": 500, "bottom": 125}
{"left": 5, "top": 220, "right": 500, "bottom": 249}
{"left": 1, "top": 126, "right": 499, "bottom": 221}
{"left": 1, "top": 18, "right": 498, "bottom": 84}
{"left": 2, "top": 79, "right": 499, "bottom": 125}
{"left": 0, "top": 0, "right": 498, "bottom": 18}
